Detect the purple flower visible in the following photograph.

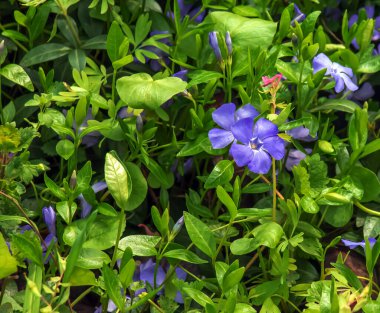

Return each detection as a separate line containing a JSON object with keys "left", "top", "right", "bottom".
{"left": 291, "top": 4, "right": 306, "bottom": 25}
{"left": 348, "top": 82, "right": 375, "bottom": 102}
{"left": 285, "top": 148, "right": 312, "bottom": 171}
{"left": 168, "top": 0, "right": 205, "bottom": 23}
{"left": 171, "top": 216, "right": 184, "bottom": 236}
{"left": 135, "top": 259, "right": 187, "bottom": 303}
{"left": 313, "top": 53, "right": 358, "bottom": 93}
{"left": 230, "top": 118, "right": 285, "bottom": 174}
{"left": 173, "top": 69, "right": 188, "bottom": 81}
{"left": 42, "top": 206, "right": 56, "bottom": 236}
{"left": 342, "top": 238, "right": 376, "bottom": 249}
{"left": 349, "top": 6, "right": 380, "bottom": 49}
{"left": 208, "top": 103, "right": 259, "bottom": 149}
{"left": 209, "top": 32, "right": 222, "bottom": 63}
{"left": 78, "top": 181, "right": 108, "bottom": 218}
{"left": 287, "top": 126, "right": 317, "bottom": 142}
{"left": 225, "top": 31, "right": 232, "bottom": 56}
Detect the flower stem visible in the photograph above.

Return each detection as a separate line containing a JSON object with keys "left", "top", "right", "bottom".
{"left": 272, "top": 158, "right": 277, "bottom": 222}
{"left": 354, "top": 201, "right": 380, "bottom": 217}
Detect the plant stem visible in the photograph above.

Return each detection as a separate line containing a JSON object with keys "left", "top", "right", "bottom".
{"left": 71, "top": 286, "right": 94, "bottom": 308}
{"left": 272, "top": 158, "right": 277, "bottom": 221}
{"left": 55, "top": 0, "right": 81, "bottom": 47}
{"left": 354, "top": 201, "right": 380, "bottom": 217}
{"left": 111, "top": 209, "right": 125, "bottom": 267}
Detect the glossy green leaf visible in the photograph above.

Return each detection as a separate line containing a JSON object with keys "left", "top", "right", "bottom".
{"left": 11, "top": 233, "right": 42, "bottom": 267}
{"left": 311, "top": 99, "right": 360, "bottom": 113}
{"left": 68, "top": 49, "right": 86, "bottom": 71}
{"left": 56, "top": 139, "right": 75, "bottom": 160}
{"left": 69, "top": 267, "right": 97, "bottom": 286}
{"left": 20, "top": 43, "right": 71, "bottom": 67}
{"left": 105, "top": 152, "right": 132, "bottom": 211}
{"left": 183, "top": 287, "right": 213, "bottom": 307}
{"left": 107, "top": 21, "right": 125, "bottom": 62}
{"left": 102, "top": 265, "right": 125, "bottom": 310}
{"left": 205, "top": 160, "right": 234, "bottom": 189}
{"left": 163, "top": 249, "right": 207, "bottom": 264}
{"left": 216, "top": 185, "right": 237, "bottom": 220}
{"left": 116, "top": 73, "right": 187, "bottom": 110}
{"left": 124, "top": 162, "right": 147, "bottom": 211}
{"left": 0, "top": 64, "right": 34, "bottom": 91}
{"left": 77, "top": 248, "right": 111, "bottom": 269}
{"left": 184, "top": 212, "right": 216, "bottom": 258}
{"left": 358, "top": 55, "right": 380, "bottom": 73}
{"left": 350, "top": 166, "right": 380, "bottom": 202}
{"left": 117, "top": 235, "right": 161, "bottom": 257}
{"left": 222, "top": 267, "right": 245, "bottom": 292}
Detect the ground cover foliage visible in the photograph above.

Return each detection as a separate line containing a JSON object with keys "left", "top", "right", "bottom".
{"left": 1, "top": 0, "right": 380, "bottom": 312}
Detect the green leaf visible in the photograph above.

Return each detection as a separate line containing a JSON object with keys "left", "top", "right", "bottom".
{"left": 363, "top": 301, "right": 380, "bottom": 313}
{"left": 105, "top": 151, "right": 132, "bottom": 211}
{"left": 182, "top": 287, "right": 213, "bottom": 307}
{"left": 358, "top": 55, "right": 380, "bottom": 73}
{"left": 77, "top": 248, "right": 111, "bottom": 269}
{"left": 0, "top": 64, "right": 34, "bottom": 91}
{"left": 350, "top": 166, "right": 380, "bottom": 202}
{"left": 56, "top": 139, "right": 75, "bottom": 160}
{"left": 0, "top": 233, "right": 17, "bottom": 279}
{"left": 124, "top": 162, "right": 147, "bottom": 211}
{"left": 56, "top": 201, "right": 77, "bottom": 224}
{"left": 107, "top": 21, "right": 125, "bottom": 62}
{"left": 116, "top": 73, "right": 187, "bottom": 110}
{"left": 324, "top": 203, "right": 353, "bottom": 227}
{"left": 234, "top": 303, "right": 257, "bottom": 313}
{"left": 12, "top": 233, "right": 42, "bottom": 267}
{"left": 205, "top": 160, "right": 234, "bottom": 189}
{"left": 20, "top": 43, "right": 71, "bottom": 67}
{"left": 69, "top": 267, "right": 96, "bottom": 286}
{"left": 252, "top": 222, "right": 284, "bottom": 249}
{"left": 119, "top": 259, "right": 135, "bottom": 289}
{"left": 163, "top": 249, "right": 208, "bottom": 264}
{"left": 311, "top": 99, "right": 360, "bottom": 113}
{"left": 187, "top": 70, "right": 223, "bottom": 87}
{"left": 360, "top": 138, "right": 380, "bottom": 158}
{"left": 103, "top": 265, "right": 125, "bottom": 310}
{"left": 23, "top": 264, "right": 42, "bottom": 313}
{"left": 349, "top": 108, "right": 368, "bottom": 151}
{"left": 332, "top": 263, "right": 362, "bottom": 290}
{"left": 76, "top": 161, "right": 92, "bottom": 193}
{"left": 222, "top": 267, "right": 245, "bottom": 292}
{"left": 184, "top": 212, "right": 216, "bottom": 258}
{"left": 44, "top": 173, "right": 66, "bottom": 200}
{"left": 300, "top": 195, "right": 319, "bottom": 214}
{"left": 216, "top": 185, "right": 237, "bottom": 220}
{"left": 117, "top": 235, "right": 161, "bottom": 257}
{"left": 68, "top": 49, "right": 86, "bottom": 71}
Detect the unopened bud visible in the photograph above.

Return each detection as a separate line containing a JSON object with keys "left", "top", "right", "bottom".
{"left": 209, "top": 31, "right": 222, "bottom": 63}
{"left": 70, "top": 170, "right": 77, "bottom": 189}
{"left": 0, "top": 40, "right": 4, "bottom": 54}
{"left": 172, "top": 216, "right": 184, "bottom": 236}
{"left": 324, "top": 192, "right": 351, "bottom": 204}
{"left": 225, "top": 31, "right": 232, "bottom": 56}
{"left": 318, "top": 140, "right": 334, "bottom": 154}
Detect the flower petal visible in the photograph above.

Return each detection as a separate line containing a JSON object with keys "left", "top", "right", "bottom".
{"left": 253, "top": 118, "right": 279, "bottom": 140}
{"left": 247, "top": 150, "right": 272, "bottom": 174}
{"left": 313, "top": 53, "right": 332, "bottom": 74}
{"left": 212, "top": 103, "right": 236, "bottom": 130}
{"left": 340, "top": 73, "right": 359, "bottom": 92}
{"left": 208, "top": 129, "right": 234, "bottom": 149}
{"left": 231, "top": 118, "right": 254, "bottom": 144}
{"left": 332, "top": 73, "right": 345, "bottom": 93}
{"left": 235, "top": 104, "right": 259, "bottom": 121}
{"left": 262, "top": 136, "right": 285, "bottom": 160}
{"left": 230, "top": 142, "right": 253, "bottom": 166}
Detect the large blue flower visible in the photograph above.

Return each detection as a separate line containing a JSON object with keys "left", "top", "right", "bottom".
{"left": 230, "top": 118, "right": 285, "bottom": 174}
{"left": 313, "top": 53, "right": 358, "bottom": 93}
{"left": 208, "top": 103, "right": 259, "bottom": 149}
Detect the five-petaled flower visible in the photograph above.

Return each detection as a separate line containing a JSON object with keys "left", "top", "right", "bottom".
{"left": 313, "top": 53, "right": 358, "bottom": 93}
{"left": 208, "top": 103, "right": 259, "bottom": 149}
{"left": 230, "top": 118, "right": 285, "bottom": 174}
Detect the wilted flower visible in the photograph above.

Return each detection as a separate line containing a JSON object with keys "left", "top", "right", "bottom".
{"left": 209, "top": 32, "right": 222, "bottom": 63}
{"left": 230, "top": 118, "right": 285, "bottom": 174}
{"left": 342, "top": 238, "right": 376, "bottom": 249}
{"left": 348, "top": 82, "right": 375, "bottom": 102}
{"left": 285, "top": 148, "right": 312, "bottom": 171}
{"left": 287, "top": 126, "right": 317, "bottom": 142}
{"left": 208, "top": 103, "right": 259, "bottom": 149}
{"left": 313, "top": 53, "right": 358, "bottom": 93}
{"left": 78, "top": 181, "right": 108, "bottom": 218}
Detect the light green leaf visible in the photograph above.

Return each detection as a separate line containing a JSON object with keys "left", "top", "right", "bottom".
{"left": 68, "top": 49, "right": 86, "bottom": 71}
{"left": 0, "top": 64, "right": 34, "bottom": 91}
{"left": 116, "top": 73, "right": 187, "bottom": 110}
{"left": 117, "top": 235, "right": 161, "bottom": 257}
{"left": 56, "top": 139, "right": 75, "bottom": 160}
{"left": 163, "top": 249, "right": 208, "bottom": 264}
{"left": 0, "top": 233, "right": 17, "bottom": 279}
{"left": 205, "top": 160, "right": 234, "bottom": 189}
{"left": 105, "top": 152, "right": 132, "bottom": 211}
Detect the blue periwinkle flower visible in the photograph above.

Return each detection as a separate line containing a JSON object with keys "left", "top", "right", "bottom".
{"left": 342, "top": 238, "right": 376, "bottom": 249}
{"left": 173, "top": 69, "right": 188, "bottom": 81}
{"left": 225, "top": 31, "right": 232, "bottom": 56}
{"left": 208, "top": 103, "right": 259, "bottom": 149}
{"left": 285, "top": 148, "right": 312, "bottom": 171}
{"left": 287, "top": 126, "right": 317, "bottom": 142}
{"left": 209, "top": 32, "right": 222, "bottom": 63}
{"left": 313, "top": 53, "right": 358, "bottom": 93}
{"left": 230, "top": 118, "right": 285, "bottom": 174}
{"left": 42, "top": 206, "right": 56, "bottom": 236}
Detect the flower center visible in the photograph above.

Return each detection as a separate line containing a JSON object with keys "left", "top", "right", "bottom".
{"left": 249, "top": 137, "right": 263, "bottom": 150}
{"left": 331, "top": 63, "right": 339, "bottom": 74}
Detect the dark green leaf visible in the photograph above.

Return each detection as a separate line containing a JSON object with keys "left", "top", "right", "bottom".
{"left": 21, "top": 44, "right": 71, "bottom": 67}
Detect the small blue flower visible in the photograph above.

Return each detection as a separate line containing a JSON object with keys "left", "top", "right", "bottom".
{"left": 313, "top": 53, "right": 358, "bottom": 93}
{"left": 285, "top": 148, "right": 312, "bottom": 171}
{"left": 208, "top": 103, "right": 259, "bottom": 149}
{"left": 173, "top": 69, "right": 188, "bottom": 81}
{"left": 42, "top": 206, "right": 56, "bottom": 236}
{"left": 287, "top": 126, "right": 317, "bottom": 142}
{"left": 342, "top": 238, "right": 376, "bottom": 249}
{"left": 209, "top": 32, "right": 222, "bottom": 63}
{"left": 230, "top": 118, "right": 285, "bottom": 174}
